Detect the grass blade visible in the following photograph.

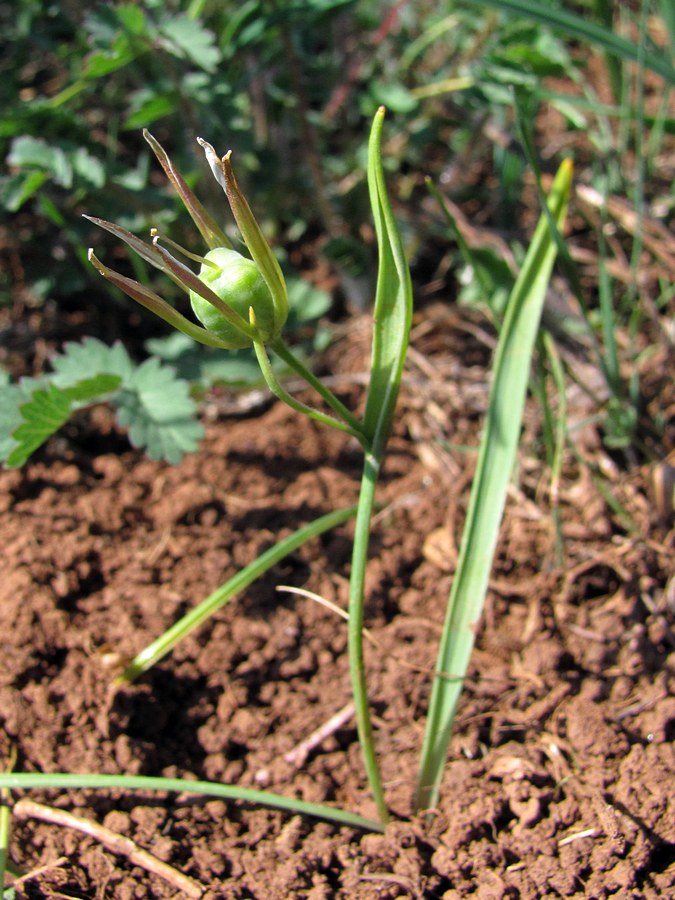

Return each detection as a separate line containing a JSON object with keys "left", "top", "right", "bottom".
{"left": 466, "top": 0, "right": 675, "bottom": 84}
{"left": 120, "top": 504, "right": 358, "bottom": 682}
{"left": 415, "top": 158, "right": 573, "bottom": 813}
{"left": 0, "top": 773, "right": 382, "bottom": 834}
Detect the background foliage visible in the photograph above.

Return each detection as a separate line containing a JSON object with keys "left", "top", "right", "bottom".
{"left": 1, "top": 0, "right": 672, "bottom": 461}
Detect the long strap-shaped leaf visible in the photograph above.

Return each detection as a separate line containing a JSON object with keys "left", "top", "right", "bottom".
{"left": 415, "top": 159, "right": 573, "bottom": 813}
{"left": 0, "top": 773, "right": 382, "bottom": 834}
{"left": 362, "top": 109, "right": 414, "bottom": 451}
{"left": 120, "top": 504, "right": 358, "bottom": 682}
{"left": 348, "top": 108, "right": 413, "bottom": 824}
{"left": 466, "top": 0, "right": 675, "bottom": 84}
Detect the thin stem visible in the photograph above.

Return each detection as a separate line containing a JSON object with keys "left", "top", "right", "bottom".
{"left": 0, "top": 784, "right": 10, "bottom": 892}
{"left": 0, "top": 747, "right": 17, "bottom": 892}
{"left": 255, "top": 339, "right": 369, "bottom": 448}
{"left": 348, "top": 451, "right": 389, "bottom": 824}
{"left": 271, "top": 339, "right": 368, "bottom": 440}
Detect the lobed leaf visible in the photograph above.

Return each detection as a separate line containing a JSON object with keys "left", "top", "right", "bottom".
{"left": 4, "top": 375, "right": 122, "bottom": 468}
{"left": 0, "top": 338, "right": 204, "bottom": 468}
{"left": 115, "top": 357, "right": 204, "bottom": 463}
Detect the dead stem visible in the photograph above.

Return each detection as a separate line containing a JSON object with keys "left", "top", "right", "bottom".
{"left": 284, "top": 702, "right": 356, "bottom": 767}
{"left": 12, "top": 798, "right": 205, "bottom": 898}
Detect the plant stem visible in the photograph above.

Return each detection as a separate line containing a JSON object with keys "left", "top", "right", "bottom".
{"left": 348, "top": 451, "right": 389, "bottom": 825}
{"left": 0, "top": 747, "right": 17, "bottom": 892}
{"left": 270, "top": 338, "right": 370, "bottom": 445}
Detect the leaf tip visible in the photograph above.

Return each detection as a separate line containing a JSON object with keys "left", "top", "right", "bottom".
{"left": 561, "top": 157, "right": 574, "bottom": 178}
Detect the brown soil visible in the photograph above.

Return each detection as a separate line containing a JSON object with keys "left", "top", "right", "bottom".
{"left": 2, "top": 305, "right": 674, "bottom": 898}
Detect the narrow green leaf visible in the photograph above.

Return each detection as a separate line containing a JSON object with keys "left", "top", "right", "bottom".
{"left": 466, "top": 0, "right": 675, "bottom": 84}
{"left": 0, "top": 772, "right": 381, "bottom": 834}
{"left": 362, "top": 107, "right": 413, "bottom": 450}
{"left": 347, "top": 108, "right": 413, "bottom": 825}
{"left": 121, "top": 504, "right": 358, "bottom": 681}
{"left": 415, "top": 158, "right": 573, "bottom": 813}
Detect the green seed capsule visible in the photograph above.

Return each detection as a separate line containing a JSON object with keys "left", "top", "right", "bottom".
{"left": 190, "top": 247, "right": 276, "bottom": 348}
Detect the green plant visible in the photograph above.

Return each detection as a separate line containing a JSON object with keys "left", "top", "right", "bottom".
{"left": 416, "top": 157, "right": 572, "bottom": 811}
{"left": 0, "top": 105, "right": 572, "bottom": 890}
{"left": 83, "top": 110, "right": 409, "bottom": 824}
{"left": 0, "top": 1, "right": 405, "bottom": 307}
{"left": 0, "top": 338, "right": 203, "bottom": 467}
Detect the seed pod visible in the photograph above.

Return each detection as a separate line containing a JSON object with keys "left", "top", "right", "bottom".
{"left": 190, "top": 247, "right": 277, "bottom": 348}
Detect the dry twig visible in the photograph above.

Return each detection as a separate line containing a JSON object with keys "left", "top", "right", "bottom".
{"left": 12, "top": 798, "right": 205, "bottom": 898}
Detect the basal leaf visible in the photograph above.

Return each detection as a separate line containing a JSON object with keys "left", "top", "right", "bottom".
{"left": 115, "top": 357, "right": 204, "bottom": 463}
{"left": 5, "top": 385, "right": 81, "bottom": 468}
{"left": 415, "top": 158, "right": 573, "bottom": 813}
{"left": 158, "top": 15, "right": 221, "bottom": 72}
{"left": 50, "top": 338, "right": 135, "bottom": 387}
{"left": 2, "top": 374, "right": 123, "bottom": 468}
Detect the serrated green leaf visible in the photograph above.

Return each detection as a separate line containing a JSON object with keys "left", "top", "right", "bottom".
{"left": 83, "top": 42, "right": 135, "bottom": 79}
{"left": 158, "top": 15, "right": 220, "bottom": 72}
{"left": 0, "top": 383, "right": 28, "bottom": 463}
{"left": 7, "top": 137, "right": 72, "bottom": 188}
{"left": 1, "top": 338, "right": 202, "bottom": 467}
{"left": 62, "top": 374, "right": 122, "bottom": 403}
{"left": 115, "top": 358, "right": 203, "bottom": 463}
{"left": 50, "top": 338, "right": 135, "bottom": 388}
{"left": 6, "top": 384, "right": 72, "bottom": 468}
{"left": 72, "top": 148, "right": 106, "bottom": 189}
{"left": 85, "top": 5, "right": 147, "bottom": 43}
{"left": 0, "top": 170, "right": 48, "bottom": 212}
{"left": 2, "top": 374, "right": 123, "bottom": 468}
{"left": 114, "top": 3, "right": 148, "bottom": 35}
{"left": 124, "top": 93, "right": 177, "bottom": 130}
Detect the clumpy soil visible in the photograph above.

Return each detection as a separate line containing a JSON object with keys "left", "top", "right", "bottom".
{"left": 1, "top": 308, "right": 674, "bottom": 898}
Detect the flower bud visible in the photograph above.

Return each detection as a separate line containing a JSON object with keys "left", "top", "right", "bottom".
{"left": 190, "top": 247, "right": 279, "bottom": 349}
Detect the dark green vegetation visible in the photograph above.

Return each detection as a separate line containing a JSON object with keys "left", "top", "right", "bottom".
{"left": 2, "top": 0, "right": 672, "bottom": 462}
